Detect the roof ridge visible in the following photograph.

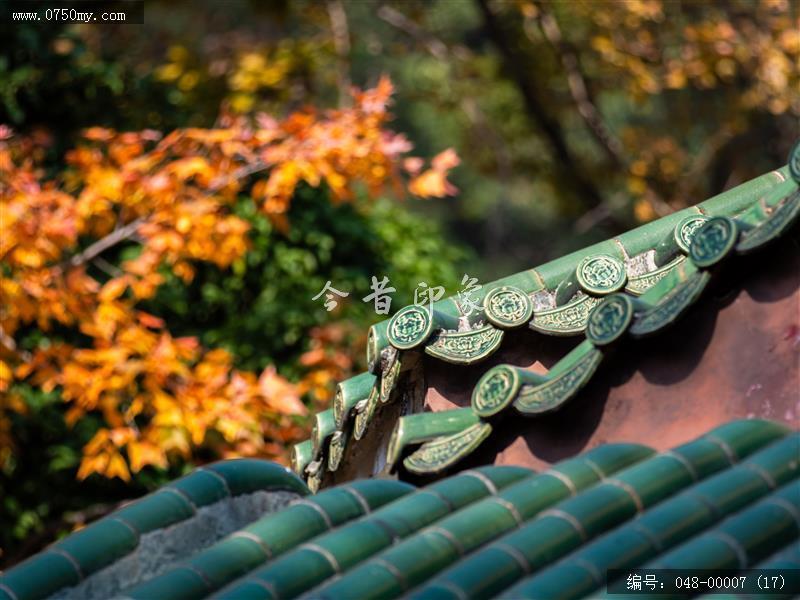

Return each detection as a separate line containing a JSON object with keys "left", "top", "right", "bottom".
{"left": 294, "top": 141, "right": 799, "bottom": 489}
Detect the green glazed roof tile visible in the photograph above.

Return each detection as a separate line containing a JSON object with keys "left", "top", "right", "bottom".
{"left": 0, "top": 552, "right": 81, "bottom": 600}
{"left": 386, "top": 169, "right": 794, "bottom": 476}
{"left": 0, "top": 459, "right": 309, "bottom": 600}
{"left": 385, "top": 408, "right": 480, "bottom": 472}
{"left": 479, "top": 433, "right": 798, "bottom": 600}
{"left": 423, "top": 323, "right": 505, "bottom": 365}
{"left": 166, "top": 468, "right": 231, "bottom": 507}
{"left": 309, "top": 443, "right": 651, "bottom": 600}
{"left": 289, "top": 146, "right": 800, "bottom": 479}
{"left": 4, "top": 421, "right": 797, "bottom": 600}
{"left": 623, "top": 483, "right": 798, "bottom": 574}
{"left": 755, "top": 540, "right": 800, "bottom": 570}
{"left": 406, "top": 423, "right": 792, "bottom": 600}
{"left": 333, "top": 371, "right": 377, "bottom": 429}
{"left": 310, "top": 409, "right": 336, "bottom": 461}
{"left": 290, "top": 439, "right": 313, "bottom": 475}
{"left": 112, "top": 488, "right": 196, "bottom": 534}
{"left": 203, "top": 459, "right": 309, "bottom": 497}
{"left": 402, "top": 420, "right": 494, "bottom": 475}
{"left": 51, "top": 518, "right": 140, "bottom": 578}
{"left": 124, "top": 568, "right": 213, "bottom": 600}
{"left": 215, "top": 466, "right": 531, "bottom": 599}
{"left": 181, "top": 536, "right": 268, "bottom": 593}
{"left": 124, "top": 479, "right": 413, "bottom": 600}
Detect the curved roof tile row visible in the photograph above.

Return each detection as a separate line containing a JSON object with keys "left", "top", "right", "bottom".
{"left": 2, "top": 419, "right": 796, "bottom": 599}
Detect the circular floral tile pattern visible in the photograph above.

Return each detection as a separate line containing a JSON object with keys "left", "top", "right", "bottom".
{"left": 577, "top": 254, "right": 627, "bottom": 295}
{"left": 484, "top": 286, "right": 534, "bottom": 328}
{"left": 586, "top": 294, "right": 634, "bottom": 346}
{"left": 388, "top": 304, "right": 433, "bottom": 349}
{"left": 689, "top": 216, "right": 738, "bottom": 268}
{"left": 472, "top": 365, "right": 521, "bottom": 417}
{"left": 675, "top": 215, "right": 709, "bottom": 253}
{"left": 789, "top": 139, "right": 800, "bottom": 182}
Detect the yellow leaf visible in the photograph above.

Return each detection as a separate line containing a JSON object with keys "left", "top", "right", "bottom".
{"left": 128, "top": 440, "right": 167, "bottom": 472}
{"left": 99, "top": 278, "right": 128, "bottom": 302}
{"left": 105, "top": 452, "right": 131, "bottom": 482}
{"left": 77, "top": 453, "right": 109, "bottom": 480}
{"left": 0, "top": 360, "right": 12, "bottom": 390}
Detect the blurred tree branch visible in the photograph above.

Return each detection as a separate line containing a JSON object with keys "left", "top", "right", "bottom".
{"left": 377, "top": 4, "right": 512, "bottom": 257}
{"left": 64, "top": 217, "right": 145, "bottom": 269}
{"left": 376, "top": 5, "right": 510, "bottom": 178}
{"left": 528, "top": 2, "right": 627, "bottom": 170}
{"left": 675, "top": 124, "right": 738, "bottom": 202}
{"left": 61, "top": 161, "right": 269, "bottom": 271}
{"left": 377, "top": 5, "right": 449, "bottom": 60}
{"left": 474, "top": 0, "right": 608, "bottom": 215}
{"left": 326, "top": 0, "right": 352, "bottom": 107}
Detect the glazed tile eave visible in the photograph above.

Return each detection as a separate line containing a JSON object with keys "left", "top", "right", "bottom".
{"left": 293, "top": 141, "right": 800, "bottom": 485}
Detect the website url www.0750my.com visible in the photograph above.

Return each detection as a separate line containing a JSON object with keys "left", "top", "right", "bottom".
{"left": 4, "top": 1, "right": 144, "bottom": 24}
{"left": 13, "top": 8, "right": 125, "bottom": 22}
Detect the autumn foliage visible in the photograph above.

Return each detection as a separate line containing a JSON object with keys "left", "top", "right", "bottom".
{"left": 0, "top": 77, "right": 457, "bottom": 482}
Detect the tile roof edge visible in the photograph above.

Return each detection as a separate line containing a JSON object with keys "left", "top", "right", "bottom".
{"left": 295, "top": 140, "right": 800, "bottom": 487}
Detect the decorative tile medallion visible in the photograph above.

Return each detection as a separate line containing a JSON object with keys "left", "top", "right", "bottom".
{"left": 689, "top": 216, "right": 738, "bottom": 268}
{"left": 675, "top": 215, "right": 709, "bottom": 253}
{"left": 530, "top": 294, "right": 601, "bottom": 335}
{"left": 333, "top": 387, "right": 346, "bottom": 428}
{"left": 472, "top": 365, "right": 521, "bottom": 417}
{"left": 626, "top": 256, "right": 685, "bottom": 296}
{"left": 327, "top": 431, "right": 346, "bottom": 471}
{"left": 586, "top": 294, "right": 634, "bottom": 346}
{"left": 388, "top": 304, "right": 433, "bottom": 350}
{"left": 353, "top": 386, "right": 379, "bottom": 440}
{"left": 379, "top": 355, "right": 402, "bottom": 403}
{"left": 577, "top": 254, "right": 627, "bottom": 295}
{"left": 483, "top": 286, "right": 534, "bottom": 329}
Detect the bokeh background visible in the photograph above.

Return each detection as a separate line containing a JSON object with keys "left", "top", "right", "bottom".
{"left": 1, "top": 0, "right": 797, "bottom": 566}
